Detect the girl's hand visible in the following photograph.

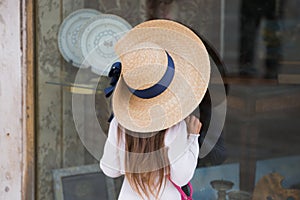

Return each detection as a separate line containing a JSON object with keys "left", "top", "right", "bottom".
{"left": 185, "top": 115, "right": 202, "bottom": 135}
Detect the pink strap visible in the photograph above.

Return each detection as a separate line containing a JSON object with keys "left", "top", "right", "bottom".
{"left": 168, "top": 177, "right": 193, "bottom": 200}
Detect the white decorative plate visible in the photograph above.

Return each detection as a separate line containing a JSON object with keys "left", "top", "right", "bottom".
{"left": 80, "top": 14, "right": 132, "bottom": 76}
{"left": 58, "top": 9, "right": 101, "bottom": 68}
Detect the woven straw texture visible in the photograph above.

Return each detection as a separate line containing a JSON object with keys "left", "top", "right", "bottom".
{"left": 112, "top": 20, "right": 210, "bottom": 132}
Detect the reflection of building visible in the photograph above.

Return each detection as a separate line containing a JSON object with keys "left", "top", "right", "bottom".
{"left": 238, "top": 0, "right": 284, "bottom": 78}
{"left": 1, "top": 0, "right": 300, "bottom": 200}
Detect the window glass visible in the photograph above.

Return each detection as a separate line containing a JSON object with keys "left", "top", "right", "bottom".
{"left": 36, "top": 1, "right": 300, "bottom": 199}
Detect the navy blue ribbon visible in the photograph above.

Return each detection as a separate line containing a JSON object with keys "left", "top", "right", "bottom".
{"left": 104, "top": 62, "right": 122, "bottom": 98}
{"left": 104, "top": 52, "right": 175, "bottom": 122}
{"left": 104, "top": 62, "right": 122, "bottom": 122}
{"left": 127, "top": 51, "right": 175, "bottom": 99}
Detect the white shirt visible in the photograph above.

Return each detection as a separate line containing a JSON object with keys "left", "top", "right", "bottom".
{"left": 100, "top": 118, "right": 199, "bottom": 200}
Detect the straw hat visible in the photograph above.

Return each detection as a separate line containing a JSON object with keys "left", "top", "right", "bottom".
{"left": 111, "top": 19, "right": 210, "bottom": 133}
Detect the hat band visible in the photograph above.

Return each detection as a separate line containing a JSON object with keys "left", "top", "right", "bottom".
{"left": 127, "top": 51, "right": 175, "bottom": 99}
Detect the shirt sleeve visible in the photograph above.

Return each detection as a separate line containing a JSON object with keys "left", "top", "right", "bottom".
{"left": 100, "top": 118, "right": 123, "bottom": 178}
{"left": 167, "top": 121, "right": 200, "bottom": 186}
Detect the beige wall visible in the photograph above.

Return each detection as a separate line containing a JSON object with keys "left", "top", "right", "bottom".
{"left": 0, "top": 0, "right": 26, "bottom": 199}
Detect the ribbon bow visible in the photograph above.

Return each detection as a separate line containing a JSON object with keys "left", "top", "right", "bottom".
{"left": 104, "top": 62, "right": 122, "bottom": 122}
{"left": 104, "top": 62, "right": 122, "bottom": 98}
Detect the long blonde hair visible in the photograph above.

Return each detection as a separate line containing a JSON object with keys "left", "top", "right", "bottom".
{"left": 118, "top": 126, "right": 170, "bottom": 199}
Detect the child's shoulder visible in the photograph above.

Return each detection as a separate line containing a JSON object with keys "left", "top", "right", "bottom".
{"left": 165, "top": 120, "right": 187, "bottom": 146}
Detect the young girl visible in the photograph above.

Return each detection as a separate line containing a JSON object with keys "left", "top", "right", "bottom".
{"left": 100, "top": 19, "right": 210, "bottom": 199}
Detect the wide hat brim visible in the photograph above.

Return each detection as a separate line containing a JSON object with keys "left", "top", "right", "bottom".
{"left": 112, "top": 20, "right": 210, "bottom": 132}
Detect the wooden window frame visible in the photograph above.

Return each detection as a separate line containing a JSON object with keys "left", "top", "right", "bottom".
{"left": 21, "top": 0, "right": 35, "bottom": 199}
